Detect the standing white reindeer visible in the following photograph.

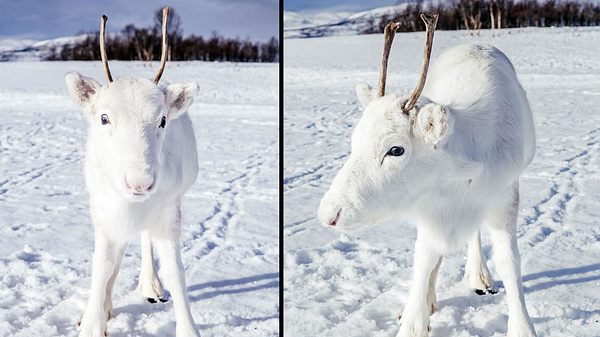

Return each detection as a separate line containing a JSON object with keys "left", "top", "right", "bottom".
{"left": 65, "top": 8, "right": 201, "bottom": 337}
{"left": 318, "top": 14, "right": 537, "bottom": 337}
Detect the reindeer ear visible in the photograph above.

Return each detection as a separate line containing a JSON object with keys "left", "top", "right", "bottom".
{"left": 164, "top": 82, "right": 200, "bottom": 119}
{"left": 65, "top": 72, "right": 101, "bottom": 113}
{"left": 413, "top": 103, "right": 452, "bottom": 149}
{"left": 355, "top": 83, "right": 376, "bottom": 109}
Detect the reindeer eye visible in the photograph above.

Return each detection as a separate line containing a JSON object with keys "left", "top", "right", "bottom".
{"left": 159, "top": 116, "right": 166, "bottom": 128}
{"left": 387, "top": 146, "right": 405, "bottom": 157}
{"left": 100, "top": 114, "right": 110, "bottom": 125}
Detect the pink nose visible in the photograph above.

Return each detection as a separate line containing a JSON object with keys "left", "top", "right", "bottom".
{"left": 125, "top": 177, "right": 154, "bottom": 194}
{"left": 328, "top": 210, "right": 341, "bottom": 227}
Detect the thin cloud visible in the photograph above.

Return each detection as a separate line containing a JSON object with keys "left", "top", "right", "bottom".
{"left": 0, "top": 0, "right": 278, "bottom": 41}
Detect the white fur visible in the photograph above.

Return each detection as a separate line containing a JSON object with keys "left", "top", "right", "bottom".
{"left": 65, "top": 72, "right": 201, "bottom": 337}
{"left": 318, "top": 44, "right": 537, "bottom": 337}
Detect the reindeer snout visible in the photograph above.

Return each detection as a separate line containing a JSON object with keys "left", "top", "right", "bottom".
{"left": 125, "top": 174, "right": 155, "bottom": 194}
{"left": 328, "top": 210, "right": 341, "bottom": 227}
{"left": 318, "top": 194, "right": 344, "bottom": 228}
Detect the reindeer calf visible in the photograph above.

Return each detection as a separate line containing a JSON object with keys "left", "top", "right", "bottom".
{"left": 319, "top": 14, "right": 537, "bottom": 337}
{"left": 65, "top": 8, "right": 202, "bottom": 337}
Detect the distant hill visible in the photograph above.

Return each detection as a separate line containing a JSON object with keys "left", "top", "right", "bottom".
{"left": 284, "top": 5, "right": 410, "bottom": 38}
{"left": 284, "top": 0, "right": 600, "bottom": 39}
{"left": 0, "top": 35, "right": 88, "bottom": 61}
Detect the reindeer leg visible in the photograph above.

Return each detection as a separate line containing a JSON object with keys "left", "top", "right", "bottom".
{"left": 397, "top": 229, "right": 441, "bottom": 337}
{"left": 426, "top": 256, "right": 442, "bottom": 315}
{"left": 487, "top": 183, "right": 536, "bottom": 337}
{"left": 152, "top": 203, "right": 200, "bottom": 337}
{"left": 138, "top": 230, "right": 166, "bottom": 303}
{"left": 464, "top": 230, "right": 496, "bottom": 295}
{"left": 104, "top": 245, "right": 125, "bottom": 321}
{"left": 79, "top": 229, "right": 126, "bottom": 337}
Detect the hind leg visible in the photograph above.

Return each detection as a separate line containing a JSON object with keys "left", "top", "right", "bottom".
{"left": 464, "top": 230, "right": 496, "bottom": 295}
{"left": 138, "top": 230, "right": 167, "bottom": 303}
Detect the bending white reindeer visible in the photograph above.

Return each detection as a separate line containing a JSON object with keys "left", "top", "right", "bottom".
{"left": 65, "top": 8, "right": 201, "bottom": 337}
{"left": 318, "top": 14, "right": 537, "bottom": 337}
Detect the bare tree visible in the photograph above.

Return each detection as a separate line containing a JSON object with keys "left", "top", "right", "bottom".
{"left": 497, "top": 0, "right": 503, "bottom": 31}
{"left": 489, "top": 0, "right": 496, "bottom": 36}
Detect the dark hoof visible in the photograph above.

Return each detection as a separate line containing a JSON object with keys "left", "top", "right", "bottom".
{"left": 147, "top": 297, "right": 157, "bottom": 303}
{"left": 474, "top": 287, "right": 497, "bottom": 295}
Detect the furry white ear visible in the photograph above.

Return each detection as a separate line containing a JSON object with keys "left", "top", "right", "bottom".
{"left": 164, "top": 82, "right": 200, "bottom": 119}
{"left": 355, "top": 83, "right": 376, "bottom": 109}
{"left": 64, "top": 72, "right": 101, "bottom": 113}
{"left": 413, "top": 103, "right": 453, "bottom": 149}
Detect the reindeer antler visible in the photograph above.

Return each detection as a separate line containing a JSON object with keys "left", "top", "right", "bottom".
{"left": 378, "top": 22, "right": 399, "bottom": 97}
{"left": 100, "top": 15, "right": 113, "bottom": 83}
{"left": 153, "top": 6, "right": 169, "bottom": 84}
{"left": 403, "top": 13, "right": 439, "bottom": 112}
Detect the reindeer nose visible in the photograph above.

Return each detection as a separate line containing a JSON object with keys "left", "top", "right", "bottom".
{"left": 326, "top": 209, "right": 342, "bottom": 227}
{"left": 125, "top": 175, "right": 155, "bottom": 194}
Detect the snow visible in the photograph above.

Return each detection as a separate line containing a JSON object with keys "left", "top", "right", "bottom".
{"left": 283, "top": 11, "right": 353, "bottom": 31}
{"left": 283, "top": 2, "right": 452, "bottom": 39}
{"left": 283, "top": 5, "right": 409, "bottom": 39}
{"left": 0, "top": 39, "right": 37, "bottom": 53}
{"left": 0, "top": 35, "right": 88, "bottom": 61}
{"left": 284, "top": 27, "right": 600, "bottom": 337}
{"left": 0, "top": 61, "right": 279, "bottom": 336}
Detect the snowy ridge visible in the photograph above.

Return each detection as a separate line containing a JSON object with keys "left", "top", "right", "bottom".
{"left": 284, "top": 1, "right": 600, "bottom": 39}
{"left": 0, "top": 35, "right": 88, "bottom": 61}
{"left": 283, "top": 1, "right": 453, "bottom": 39}
{"left": 284, "top": 27, "right": 600, "bottom": 336}
{"left": 284, "top": 5, "right": 410, "bottom": 39}
{"left": 0, "top": 61, "right": 279, "bottom": 336}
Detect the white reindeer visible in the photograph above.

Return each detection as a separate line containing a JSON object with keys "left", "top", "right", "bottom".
{"left": 65, "top": 8, "right": 201, "bottom": 337}
{"left": 318, "top": 14, "right": 537, "bottom": 337}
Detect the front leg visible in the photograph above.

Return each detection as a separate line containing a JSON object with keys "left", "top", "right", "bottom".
{"left": 79, "top": 229, "right": 126, "bottom": 337}
{"left": 397, "top": 230, "right": 442, "bottom": 337}
{"left": 426, "top": 256, "right": 442, "bottom": 315}
{"left": 487, "top": 183, "right": 536, "bottom": 337}
{"left": 152, "top": 203, "right": 200, "bottom": 337}
{"left": 104, "top": 247, "right": 124, "bottom": 321}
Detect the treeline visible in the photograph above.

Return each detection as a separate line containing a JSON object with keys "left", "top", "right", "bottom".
{"left": 47, "top": 7, "right": 279, "bottom": 62}
{"left": 362, "top": 0, "right": 600, "bottom": 34}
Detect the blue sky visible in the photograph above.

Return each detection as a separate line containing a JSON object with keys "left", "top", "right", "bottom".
{"left": 284, "top": 0, "right": 398, "bottom": 13}
{"left": 0, "top": 0, "right": 278, "bottom": 42}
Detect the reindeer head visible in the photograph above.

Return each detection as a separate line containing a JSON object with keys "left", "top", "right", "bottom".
{"left": 65, "top": 7, "right": 199, "bottom": 202}
{"left": 318, "top": 14, "right": 483, "bottom": 230}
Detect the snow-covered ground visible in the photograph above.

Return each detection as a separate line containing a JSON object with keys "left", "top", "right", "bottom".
{"left": 284, "top": 27, "right": 600, "bottom": 337}
{"left": 0, "top": 61, "right": 279, "bottom": 336}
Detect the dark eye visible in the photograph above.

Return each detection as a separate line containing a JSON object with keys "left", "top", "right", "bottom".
{"left": 159, "top": 116, "right": 166, "bottom": 128}
{"left": 100, "top": 114, "right": 110, "bottom": 125}
{"left": 387, "top": 146, "right": 405, "bottom": 157}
